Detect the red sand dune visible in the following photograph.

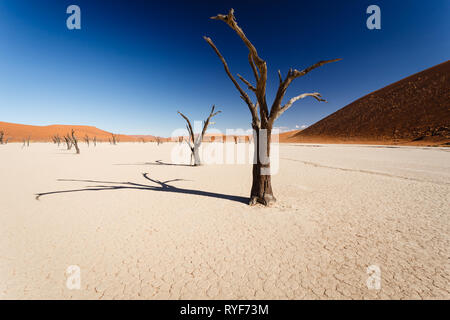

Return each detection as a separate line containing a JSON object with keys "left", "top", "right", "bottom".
{"left": 287, "top": 61, "right": 450, "bottom": 146}
{"left": 0, "top": 121, "right": 159, "bottom": 143}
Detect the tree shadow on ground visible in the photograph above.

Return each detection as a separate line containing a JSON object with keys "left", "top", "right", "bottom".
{"left": 35, "top": 172, "right": 248, "bottom": 204}
{"left": 114, "top": 160, "right": 192, "bottom": 167}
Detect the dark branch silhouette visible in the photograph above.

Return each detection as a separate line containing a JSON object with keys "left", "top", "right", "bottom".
{"left": 35, "top": 172, "right": 248, "bottom": 204}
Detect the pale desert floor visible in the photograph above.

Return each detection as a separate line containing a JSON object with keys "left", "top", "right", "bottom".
{"left": 0, "top": 142, "right": 449, "bottom": 299}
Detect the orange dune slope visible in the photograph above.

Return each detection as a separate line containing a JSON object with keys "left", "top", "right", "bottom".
{"left": 288, "top": 61, "right": 450, "bottom": 145}
{"left": 0, "top": 121, "right": 157, "bottom": 143}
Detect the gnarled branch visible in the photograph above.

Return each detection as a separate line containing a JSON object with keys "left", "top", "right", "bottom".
{"left": 237, "top": 74, "right": 256, "bottom": 92}
{"left": 273, "top": 92, "right": 326, "bottom": 120}
{"left": 178, "top": 111, "right": 195, "bottom": 148}
{"left": 270, "top": 58, "right": 341, "bottom": 120}
{"left": 203, "top": 36, "right": 258, "bottom": 122}
{"left": 283, "top": 59, "right": 342, "bottom": 85}
{"left": 210, "top": 9, "right": 269, "bottom": 117}
{"left": 201, "top": 105, "right": 221, "bottom": 140}
{"left": 210, "top": 9, "right": 266, "bottom": 79}
{"left": 248, "top": 53, "right": 259, "bottom": 81}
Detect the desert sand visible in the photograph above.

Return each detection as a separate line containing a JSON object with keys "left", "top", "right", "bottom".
{"left": 0, "top": 142, "right": 449, "bottom": 299}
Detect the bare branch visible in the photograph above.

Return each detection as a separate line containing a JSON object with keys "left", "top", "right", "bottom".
{"left": 270, "top": 58, "right": 341, "bottom": 121}
{"left": 210, "top": 9, "right": 266, "bottom": 75}
{"left": 178, "top": 111, "right": 195, "bottom": 144}
{"left": 206, "top": 11, "right": 269, "bottom": 127}
{"left": 290, "top": 58, "right": 342, "bottom": 79}
{"left": 278, "top": 70, "right": 282, "bottom": 84}
{"left": 274, "top": 92, "right": 326, "bottom": 120}
{"left": 183, "top": 136, "right": 193, "bottom": 150}
{"left": 210, "top": 9, "right": 269, "bottom": 117}
{"left": 201, "top": 105, "right": 221, "bottom": 140}
{"left": 248, "top": 53, "right": 259, "bottom": 81}
{"left": 203, "top": 37, "right": 256, "bottom": 106}
{"left": 210, "top": 9, "right": 268, "bottom": 105}
{"left": 237, "top": 74, "right": 256, "bottom": 92}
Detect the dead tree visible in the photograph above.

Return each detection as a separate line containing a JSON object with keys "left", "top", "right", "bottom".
{"left": 204, "top": 9, "right": 340, "bottom": 205}
{"left": 0, "top": 131, "right": 5, "bottom": 144}
{"left": 84, "top": 134, "right": 90, "bottom": 146}
{"left": 64, "top": 134, "right": 72, "bottom": 150}
{"left": 93, "top": 136, "right": 97, "bottom": 146}
{"left": 70, "top": 130, "right": 80, "bottom": 154}
{"left": 21, "top": 137, "right": 30, "bottom": 147}
{"left": 178, "top": 105, "right": 221, "bottom": 166}
{"left": 52, "top": 134, "right": 61, "bottom": 146}
{"left": 110, "top": 134, "right": 118, "bottom": 145}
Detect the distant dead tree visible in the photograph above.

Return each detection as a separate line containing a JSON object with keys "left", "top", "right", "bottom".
{"left": 84, "top": 134, "right": 90, "bottom": 146}
{"left": 52, "top": 134, "right": 61, "bottom": 146}
{"left": 110, "top": 134, "right": 118, "bottom": 145}
{"left": 70, "top": 130, "right": 80, "bottom": 154}
{"left": 93, "top": 136, "right": 97, "bottom": 146}
{"left": 21, "top": 136, "right": 30, "bottom": 148}
{"left": 156, "top": 137, "right": 163, "bottom": 145}
{"left": 63, "top": 134, "right": 72, "bottom": 150}
{"left": 0, "top": 131, "right": 12, "bottom": 144}
{"left": 204, "top": 9, "right": 340, "bottom": 205}
{"left": 178, "top": 105, "right": 221, "bottom": 166}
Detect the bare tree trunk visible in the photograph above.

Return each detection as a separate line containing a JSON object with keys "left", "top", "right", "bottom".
{"left": 111, "top": 134, "right": 118, "bottom": 145}
{"left": 64, "top": 136, "right": 72, "bottom": 150}
{"left": 71, "top": 130, "right": 80, "bottom": 154}
{"left": 193, "top": 143, "right": 201, "bottom": 166}
{"left": 250, "top": 127, "right": 275, "bottom": 205}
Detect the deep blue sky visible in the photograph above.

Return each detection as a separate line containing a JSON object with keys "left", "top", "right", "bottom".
{"left": 0, "top": 0, "right": 448, "bottom": 136}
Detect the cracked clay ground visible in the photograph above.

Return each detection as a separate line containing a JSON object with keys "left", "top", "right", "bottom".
{"left": 0, "top": 143, "right": 449, "bottom": 299}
